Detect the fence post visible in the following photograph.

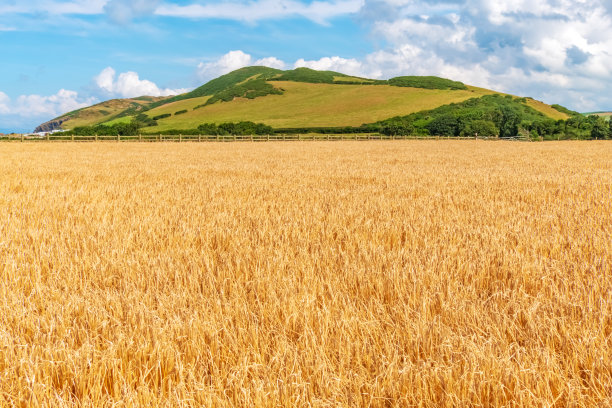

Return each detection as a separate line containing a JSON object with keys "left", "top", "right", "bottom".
{"left": 139, "top": 134, "right": 142, "bottom": 142}
{"left": 198, "top": 134, "right": 201, "bottom": 142}
{"left": 267, "top": 134, "right": 270, "bottom": 142}
{"left": 95, "top": 134, "right": 98, "bottom": 142}
{"left": 21, "top": 134, "right": 24, "bottom": 142}
{"left": 46, "top": 133, "right": 50, "bottom": 142}
{"left": 71, "top": 134, "right": 74, "bottom": 142}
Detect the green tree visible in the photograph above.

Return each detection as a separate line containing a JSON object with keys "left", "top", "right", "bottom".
{"left": 590, "top": 116, "right": 609, "bottom": 140}
{"left": 461, "top": 120, "right": 498, "bottom": 137}
{"left": 499, "top": 106, "right": 520, "bottom": 138}
{"left": 426, "top": 114, "right": 458, "bottom": 136}
{"left": 217, "top": 123, "right": 236, "bottom": 135}
{"left": 382, "top": 123, "right": 413, "bottom": 136}
{"left": 198, "top": 123, "right": 218, "bottom": 135}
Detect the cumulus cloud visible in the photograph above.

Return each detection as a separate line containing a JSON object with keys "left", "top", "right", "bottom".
{"left": 0, "top": 91, "right": 10, "bottom": 114}
{"left": 254, "top": 57, "right": 286, "bottom": 70}
{"left": 94, "top": 67, "right": 188, "bottom": 98}
{"left": 294, "top": 56, "right": 365, "bottom": 76}
{"left": 196, "top": 51, "right": 287, "bottom": 81}
{"left": 196, "top": 51, "right": 253, "bottom": 81}
{"left": 0, "top": 89, "right": 97, "bottom": 118}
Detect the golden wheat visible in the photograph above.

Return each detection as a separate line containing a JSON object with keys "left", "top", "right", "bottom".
{"left": 0, "top": 141, "right": 610, "bottom": 407}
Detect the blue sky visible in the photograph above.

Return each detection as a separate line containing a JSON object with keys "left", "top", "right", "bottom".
{"left": 1, "top": 0, "right": 611, "bottom": 132}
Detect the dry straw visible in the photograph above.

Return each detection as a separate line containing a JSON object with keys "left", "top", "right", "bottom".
{"left": 0, "top": 141, "right": 610, "bottom": 406}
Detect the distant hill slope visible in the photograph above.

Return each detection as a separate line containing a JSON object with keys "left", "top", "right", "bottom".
{"left": 584, "top": 111, "right": 612, "bottom": 120}
{"left": 37, "top": 66, "right": 570, "bottom": 132}
{"left": 35, "top": 96, "right": 167, "bottom": 133}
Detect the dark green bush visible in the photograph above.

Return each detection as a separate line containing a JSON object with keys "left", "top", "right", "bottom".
{"left": 203, "top": 80, "right": 283, "bottom": 106}
{"left": 388, "top": 76, "right": 467, "bottom": 90}
{"left": 196, "top": 121, "right": 273, "bottom": 135}
{"left": 551, "top": 104, "right": 581, "bottom": 116}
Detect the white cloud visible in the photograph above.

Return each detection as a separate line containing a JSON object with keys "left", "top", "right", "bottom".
{"left": 156, "top": 0, "right": 364, "bottom": 24}
{"left": 0, "top": 0, "right": 363, "bottom": 23}
{"left": 94, "top": 67, "right": 188, "bottom": 98}
{"left": 255, "top": 57, "right": 286, "bottom": 70}
{"left": 0, "top": 89, "right": 97, "bottom": 117}
{"left": 0, "top": 0, "right": 106, "bottom": 15}
{"left": 294, "top": 56, "right": 365, "bottom": 76}
{"left": 0, "top": 92, "right": 10, "bottom": 114}
{"left": 104, "top": 0, "right": 160, "bottom": 23}
{"left": 196, "top": 51, "right": 287, "bottom": 81}
{"left": 197, "top": 50, "right": 253, "bottom": 81}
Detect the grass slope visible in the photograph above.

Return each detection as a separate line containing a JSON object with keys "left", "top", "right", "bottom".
{"left": 526, "top": 99, "right": 570, "bottom": 120}
{"left": 57, "top": 97, "right": 166, "bottom": 129}
{"left": 144, "top": 82, "right": 495, "bottom": 131}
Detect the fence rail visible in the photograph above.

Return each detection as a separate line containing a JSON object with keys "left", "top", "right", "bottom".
{"left": 0, "top": 134, "right": 512, "bottom": 143}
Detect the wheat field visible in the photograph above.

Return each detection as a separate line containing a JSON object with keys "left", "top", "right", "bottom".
{"left": 0, "top": 141, "right": 610, "bottom": 407}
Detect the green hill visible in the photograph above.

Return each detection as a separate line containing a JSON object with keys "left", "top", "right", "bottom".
{"left": 583, "top": 111, "right": 612, "bottom": 120}
{"left": 38, "top": 66, "right": 570, "bottom": 133}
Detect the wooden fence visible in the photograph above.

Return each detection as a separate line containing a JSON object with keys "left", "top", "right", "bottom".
{"left": 0, "top": 134, "right": 509, "bottom": 143}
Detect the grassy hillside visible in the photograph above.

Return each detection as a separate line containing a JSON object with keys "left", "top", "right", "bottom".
{"left": 525, "top": 99, "right": 570, "bottom": 120}
{"left": 42, "top": 66, "right": 569, "bottom": 132}
{"left": 49, "top": 97, "right": 166, "bottom": 129}
{"left": 143, "top": 82, "right": 495, "bottom": 131}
